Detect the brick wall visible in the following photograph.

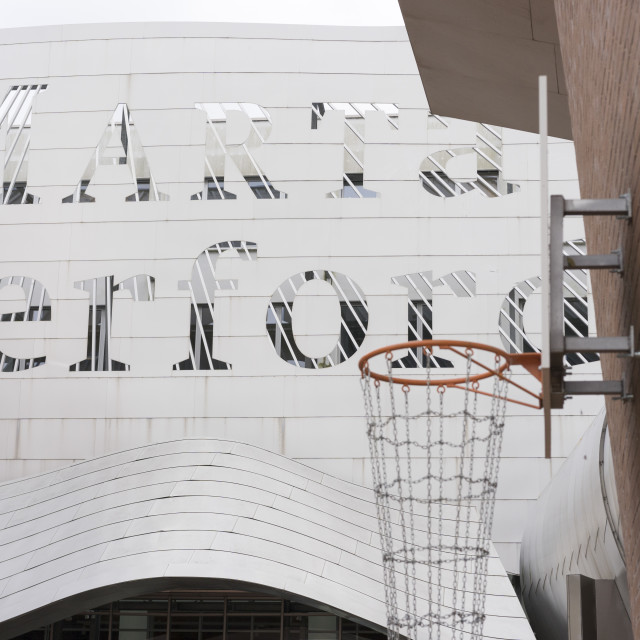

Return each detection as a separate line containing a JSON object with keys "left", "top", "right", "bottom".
{"left": 553, "top": 0, "right": 640, "bottom": 636}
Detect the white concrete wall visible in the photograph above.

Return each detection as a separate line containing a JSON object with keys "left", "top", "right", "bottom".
{"left": 0, "top": 22, "right": 600, "bottom": 574}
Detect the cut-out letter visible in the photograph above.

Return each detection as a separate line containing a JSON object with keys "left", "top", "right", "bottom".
{"left": 63, "top": 104, "right": 168, "bottom": 203}
{"left": 312, "top": 102, "right": 397, "bottom": 199}
{"left": 0, "top": 85, "right": 47, "bottom": 205}
{"left": 499, "top": 239, "right": 598, "bottom": 366}
{"left": 0, "top": 275, "right": 51, "bottom": 372}
{"left": 70, "top": 274, "right": 155, "bottom": 371}
{"left": 192, "top": 103, "right": 286, "bottom": 200}
{"left": 419, "top": 122, "right": 519, "bottom": 198}
{"left": 174, "top": 241, "right": 257, "bottom": 371}
{"left": 391, "top": 270, "right": 476, "bottom": 368}
{"left": 267, "top": 270, "right": 368, "bottom": 368}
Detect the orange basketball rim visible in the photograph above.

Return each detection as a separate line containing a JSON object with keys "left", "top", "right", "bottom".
{"left": 358, "top": 339, "right": 543, "bottom": 410}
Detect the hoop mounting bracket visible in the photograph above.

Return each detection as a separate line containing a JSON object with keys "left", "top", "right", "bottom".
{"left": 549, "top": 194, "right": 632, "bottom": 408}
{"left": 507, "top": 352, "right": 543, "bottom": 382}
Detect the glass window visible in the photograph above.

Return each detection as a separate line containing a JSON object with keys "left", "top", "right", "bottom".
{"left": 284, "top": 602, "right": 323, "bottom": 614}
{"left": 118, "top": 599, "right": 168, "bottom": 613}
{"left": 11, "top": 592, "right": 384, "bottom": 640}
{"left": 172, "top": 600, "right": 223, "bottom": 614}
{"left": 2, "top": 182, "right": 37, "bottom": 205}
{"left": 308, "top": 617, "right": 337, "bottom": 640}
{"left": 245, "top": 177, "right": 286, "bottom": 200}
{"left": 341, "top": 620, "right": 385, "bottom": 640}
{"left": 340, "top": 175, "right": 376, "bottom": 199}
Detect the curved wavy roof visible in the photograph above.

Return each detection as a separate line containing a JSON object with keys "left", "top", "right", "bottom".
{"left": 0, "top": 439, "right": 532, "bottom": 640}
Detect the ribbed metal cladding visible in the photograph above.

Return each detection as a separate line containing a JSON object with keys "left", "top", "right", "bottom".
{"left": 0, "top": 439, "right": 533, "bottom": 640}
{"left": 520, "top": 410, "right": 628, "bottom": 640}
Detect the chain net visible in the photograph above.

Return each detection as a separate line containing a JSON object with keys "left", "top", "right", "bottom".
{"left": 361, "top": 345, "right": 510, "bottom": 640}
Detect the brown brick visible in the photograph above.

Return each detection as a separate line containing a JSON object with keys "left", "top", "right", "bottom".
{"left": 554, "top": 0, "right": 640, "bottom": 636}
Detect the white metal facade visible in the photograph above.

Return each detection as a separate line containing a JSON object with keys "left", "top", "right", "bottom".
{"left": 0, "top": 438, "right": 534, "bottom": 639}
{"left": 520, "top": 411, "right": 628, "bottom": 639}
{"left": 0, "top": 21, "right": 599, "bottom": 588}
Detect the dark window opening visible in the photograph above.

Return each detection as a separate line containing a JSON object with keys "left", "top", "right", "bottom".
{"left": 267, "top": 299, "right": 367, "bottom": 367}
{"left": 266, "top": 303, "right": 310, "bottom": 367}
{"left": 71, "top": 305, "right": 127, "bottom": 372}
{"left": 339, "top": 300, "right": 367, "bottom": 359}
{"left": 125, "top": 179, "right": 151, "bottom": 202}
{"left": 1, "top": 355, "right": 45, "bottom": 373}
{"left": 62, "top": 181, "right": 95, "bottom": 204}
{"left": 190, "top": 178, "right": 237, "bottom": 201}
{"left": 392, "top": 302, "right": 453, "bottom": 368}
{"left": 340, "top": 174, "right": 376, "bottom": 199}
{"left": 2, "top": 182, "right": 36, "bottom": 205}
{"left": 1, "top": 305, "right": 51, "bottom": 322}
{"left": 509, "top": 292, "right": 536, "bottom": 354}
{"left": 174, "top": 304, "right": 231, "bottom": 371}
{"left": 420, "top": 169, "right": 506, "bottom": 198}
{"left": 246, "top": 176, "right": 287, "bottom": 200}
{"left": 9, "top": 591, "right": 386, "bottom": 640}
{"left": 564, "top": 296, "right": 599, "bottom": 366}
{"left": 311, "top": 102, "right": 325, "bottom": 129}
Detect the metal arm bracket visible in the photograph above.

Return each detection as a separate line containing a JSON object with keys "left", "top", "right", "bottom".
{"left": 549, "top": 195, "right": 632, "bottom": 407}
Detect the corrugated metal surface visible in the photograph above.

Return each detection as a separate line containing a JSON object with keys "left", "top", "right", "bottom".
{"left": 0, "top": 439, "right": 532, "bottom": 640}
{"left": 520, "top": 409, "right": 627, "bottom": 640}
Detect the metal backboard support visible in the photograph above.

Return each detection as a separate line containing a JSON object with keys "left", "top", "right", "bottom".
{"left": 539, "top": 77, "right": 632, "bottom": 455}
{"left": 548, "top": 194, "right": 632, "bottom": 408}
{"left": 539, "top": 76, "right": 552, "bottom": 457}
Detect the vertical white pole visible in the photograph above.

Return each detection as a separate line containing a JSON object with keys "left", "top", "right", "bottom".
{"left": 539, "top": 75, "right": 551, "bottom": 458}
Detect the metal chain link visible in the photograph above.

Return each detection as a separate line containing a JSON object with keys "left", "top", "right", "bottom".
{"left": 361, "top": 344, "right": 511, "bottom": 640}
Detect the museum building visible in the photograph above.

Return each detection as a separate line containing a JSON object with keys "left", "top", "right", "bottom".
{"left": 0, "top": 21, "right": 609, "bottom": 640}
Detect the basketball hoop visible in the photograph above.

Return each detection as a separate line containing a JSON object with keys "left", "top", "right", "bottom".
{"left": 358, "top": 340, "right": 541, "bottom": 640}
